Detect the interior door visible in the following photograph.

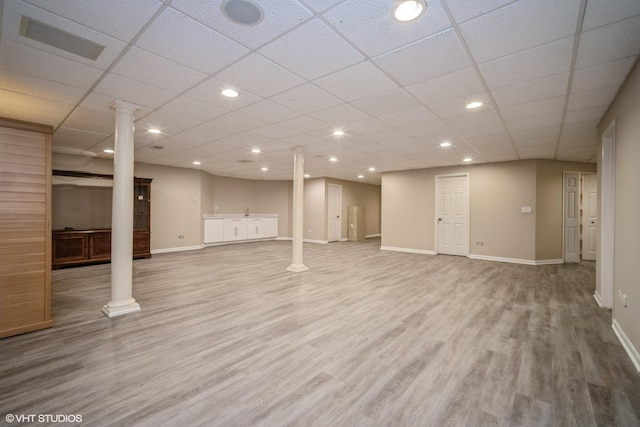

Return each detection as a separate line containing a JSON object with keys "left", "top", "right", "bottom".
{"left": 582, "top": 174, "right": 598, "bottom": 261}
{"left": 564, "top": 172, "right": 580, "bottom": 263}
{"left": 436, "top": 175, "right": 468, "bottom": 256}
{"left": 327, "top": 184, "right": 342, "bottom": 242}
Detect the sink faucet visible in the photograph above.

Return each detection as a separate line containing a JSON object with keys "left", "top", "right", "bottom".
{"left": 245, "top": 208, "right": 249, "bottom": 217}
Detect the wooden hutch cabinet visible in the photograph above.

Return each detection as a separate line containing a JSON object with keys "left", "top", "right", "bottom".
{"left": 52, "top": 175, "right": 152, "bottom": 269}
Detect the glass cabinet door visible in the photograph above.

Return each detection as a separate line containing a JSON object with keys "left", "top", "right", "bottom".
{"left": 134, "top": 180, "right": 150, "bottom": 231}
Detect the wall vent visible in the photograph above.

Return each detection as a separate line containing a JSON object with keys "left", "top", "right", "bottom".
{"left": 20, "top": 16, "right": 105, "bottom": 60}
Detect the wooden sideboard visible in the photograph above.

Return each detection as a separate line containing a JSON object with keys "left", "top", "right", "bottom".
{"left": 52, "top": 177, "right": 152, "bottom": 269}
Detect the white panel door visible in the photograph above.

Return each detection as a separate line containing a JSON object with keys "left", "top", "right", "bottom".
{"left": 327, "top": 184, "right": 342, "bottom": 242}
{"left": 436, "top": 175, "right": 468, "bottom": 256}
{"left": 582, "top": 174, "right": 598, "bottom": 261}
{"left": 564, "top": 172, "right": 580, "bottom": 263}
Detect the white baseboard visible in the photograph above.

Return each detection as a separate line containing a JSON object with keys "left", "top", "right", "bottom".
{"left": 365, "top": 234, "right": 381, "bottom": 238}
{"left": 612, "top": 319, "right": 640, "bottom": 372}
{"left": 151, "top": 244, "right": 205, "bottom": 254}
{"left": 304, "top": 238, "right": 329, "bottom": 244}
{"left": 275, "top": 237, "right": 290, "bottom": 241}
{"left": 469, "top": 254, "right": 563, "bottom": 266}
{"left": 380, "top": 246, "right": 435, "bottom": 255}
{"left": 594, "top": 291, "right": 604, "bottom": 308}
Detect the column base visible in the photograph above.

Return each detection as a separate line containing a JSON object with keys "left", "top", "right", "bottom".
{"left": 102, "top": 298, "right": 140, "bottom": 318}
{"left": 287, "top": 264, "right": 309, "bottom": 272}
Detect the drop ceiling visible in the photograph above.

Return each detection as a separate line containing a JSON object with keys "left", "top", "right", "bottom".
{"left": 1, "top": 0, "right": 639, "bottom": 184}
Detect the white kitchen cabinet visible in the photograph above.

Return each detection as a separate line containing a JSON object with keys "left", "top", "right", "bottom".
{"left": 223, "top": 218, "right": 248, "bottom": 241}
{"left": 204, "top": 219, "right": 224, "bottom": 243}
{"left": 263, "top": 218, "right": 278, "bottom": 238}
{"left": 247, "top": 218, "right": 264, "bottom": 239}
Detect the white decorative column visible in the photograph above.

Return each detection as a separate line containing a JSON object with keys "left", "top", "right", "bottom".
{"left": 102, "top": 100, "right": 141, "bottom": 317}
{"left": 288, "top": 147, "right": 308, "bottom": 272}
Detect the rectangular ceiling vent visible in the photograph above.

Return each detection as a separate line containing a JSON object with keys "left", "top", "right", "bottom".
{"left": 236, "top": 159, "right": 254, "bottom": 163}
{"left": 150, "top": 145, "right": 165, "bottom": 150}
{"left": 19, "top": 16, "right": 105, "bottom": 60}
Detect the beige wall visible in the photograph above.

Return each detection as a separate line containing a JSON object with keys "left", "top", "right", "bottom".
{"left": 535, "top": 160, "right": 597, "bottom": 260}
{"left": 304, "top": 178, "right": 326, "bottom": 241}
{"left": 326, "top": 178, "right": 381, "bottom": 238}
{"left": 381, "top": 159, "right": 595, "bottom": 261}
{"left": 598, "top": 61, "right": 640, "bottom": 362}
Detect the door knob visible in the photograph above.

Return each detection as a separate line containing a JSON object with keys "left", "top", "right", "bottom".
{"left": 438, "top": 218, "right": 442, "bottom": 222}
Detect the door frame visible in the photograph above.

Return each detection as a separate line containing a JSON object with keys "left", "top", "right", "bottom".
{"left": 327, "top": 183, "right": 342, "bottom": 242}
{"left": 562, "top": 171, "right": 582, "bottom": 263}
{"left": 434, "top": 173, "right": 470, "bottom": 256}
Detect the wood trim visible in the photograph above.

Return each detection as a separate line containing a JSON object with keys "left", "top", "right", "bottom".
{"left": 0, "top": 117, "right": 53, "bottom": 134}
{"left": 53, "top": 170, "right": 113, "bottom": 180}
{"left": 44, "top": 133, "right": 52, "bottom": 323}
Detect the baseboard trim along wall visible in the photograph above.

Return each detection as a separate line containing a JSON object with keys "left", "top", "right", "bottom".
{"left": 612, "top": 319, "right": 640, "bottom": 372}
{"left": 380, "top": 246, "right": 436, "bottom": 255}
{"left": 304, "top": 239, "right": 329, "bottom": 244}
{"left": 151, "top": 244, "right": 205, "bottom": 254}
{"left": 594, "top": 291, "right": 604, "bottom": 308}
{"left": 469, "top": 254, "right": 563, "bottom": 265}
{"left": 366, "top": 234, "right": 381, "bottom": 238}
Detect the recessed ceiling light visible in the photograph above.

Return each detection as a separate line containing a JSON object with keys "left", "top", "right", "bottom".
{"left": 222, "top": 88, "right": 239, "bottom": 98}
{"left": 221, "top": 0, "right": 264, "bottom": 26}
{"left": 261, "top": 167, "right": 268, "bottom": 171}
{"left": 358, "top": 175, "right": 364, "bottom": 179}
{"left": 329, "top": 157, "right": 338, "bottom": 162}
{"left": 394, "top": 0, "right": 427, "bottom": 22}
{"left": 440, "top": 141, "right": 451, "bottom": 147}
{"left": 368, "top": 167, "right": 376, "bottom": 171}
{"left": 193, "top": 161, "right": 201, "bottom": 165}
{"left": 103, "top": 149, "right": 114, "bottom": 154}
{"left": 251, "top": 148, "right": 261, "bottom": 153}
{"left": 148, "top": 128, "right": 161, "bottom": 134}
{"left": 304, "top": 174, "right": 310, "bottom": 178}
{"left": 463, "top": 158, "right": 472, "bottom": 162}
{"left": 465, "top": 101, "right": 482, "bottom": 109}
{"left": 332, "top": 130, "right": 345, "bottom": 136}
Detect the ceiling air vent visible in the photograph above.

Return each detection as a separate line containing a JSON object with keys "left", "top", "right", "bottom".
{"left": 236, "top": 159, "right": 254, "bottom": 163}
{"left": 150, "top": 145, "right": 165, "bottom": 150}
{"left": 19, "top": 16, "right": 105, "bottom": 60}
{"left": 221, "top": 0, "right": 264, "bottom": 26}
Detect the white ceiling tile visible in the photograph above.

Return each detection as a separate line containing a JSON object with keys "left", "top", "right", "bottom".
{"left": 444, "top": 106, "right": 505, "bottom": 133}
{"left": 401, "top": 119, "right": 452, "bottom": 139}
{"left": 136, "top": 109, "right": 203, "bottom": 136}
{"left": 271, "top": 83, "right": 343, "bottom": 114}
{"left": 53, "top": 127, "right": 110, "bottom": 150}
{"left": 568, "top": 86, "right": 618, "bottom": 111}
{"left": 405, "top": 68, "right": 485, "bottom": 106}
{"left": 185, "top": 77, "right": 263, "bottom": 110}
{"left": 236, "top": 100, "right": 300, "bottom": 123}
{"left": 564, "top": 106, "right": 607, "bottom": 124}
{"left": 555, "top": 147, "right": 597, "bottom": 162}
{"left": 250, "top": 124, "right": 299, "bottom": 140}
{"left": 444, "top": 0, "right": 518, "bottom": 24}
{"left": 482, "top": 150, "right": 519, "bottom": 162}
{"left": 465, "top": 133, "right": 513, "bottom": 150}
{"left": 111, "top": 47, "right": 207, "bottom": 94}
{"left": 351, "top": 89, "right": 422, "bottom": 118}
{"left": 2, "top": 1, "right": 128, "bottom": 69}
{"left": 309, "top": 104, "right": 372, "bottom": 128}
{"left": 582, "top": 0, "right": 640, "bottom": 32}
{"left": 161, "top": 96, "right": 229, "bottom": 122}
{"left": 500, "top": 96, "right": 566, "bottom": 122}
{"left": 460, "top": 0, "right": 581, "bottom": 63}
{"left": 0, "top": 90, "right": 72, "bottom": 127}
{"left": 135, "top": 7, "right": 249, "bottom": 74}
{"left": 23, "top": 0, "right": 163, "bottom": 42}
{"left": 93, "top": 73, "right": 178, "bottom": 108}
{"left": 214, "top": 111, "right": 269, "bottom": 131}
{"left": 378, "top": 106, "right": 438, "bottom": 127}
{"left": 512, "top": 136, "right": 558, "bottom": 148}
{"left": 171, "top": 0, "right": 313, "bottom": 49}
{"left": 278, "top": 116, "right": 328, "bottom": 134}
{"left": 428, "top": 92, "right": 492, "bottom": 119}
{"left": 188, "top": 120, "right": 241, "bottom": 142}
{"left": 64, "top": 106, "right": 115, "bottom": 134}
{"left": 323, "top": 0, "right": 452, "bottom": 57}
{"left": 575, "top": 16, "right": 640, "bottom": 69}
{"left": 493, "top": 73, "right": 569, "bottom": 107}
{"left": 516, "top": 144, "right": 557, "bottom": 159}
{"left": 479, "top": 37, "right": 574, "bottom": 89}
{"left": 0, "top": 68, "right": 86, "bottom": 105}
{"left": 0, "top": 39, "right": 103, "bottom": 89}
{"left": 79, "top": 92, "right": 153, "bottom": 117}
{"left": 506, "top": 113, "right": 563, "bottom": 132}
{"left": 572, "top": 57, "right": 637, "bottom": 93}
{"left": 313, "top": 61, "right": 399, "bottom": 103}
{"left": 346, "top": 117, "right": 392, "bottom": 135}
{"left": 373, "top": 29, "right": 470, "bottom": 86}
{"left": 510, "top": 126, "right": 560, "bottom": 141}
{"left": 259, "top": 18, "right": 364, "bottom": 80}
{"left": 215, "top": 53, "right": 305, "bottom": 98}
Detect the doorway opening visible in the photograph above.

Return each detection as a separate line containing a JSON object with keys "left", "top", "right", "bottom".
{"left": 563, "top": 171, "right": 598, "bottom": 263}
{"left": 435, "top": 173, "right": 469, "bottom": 256}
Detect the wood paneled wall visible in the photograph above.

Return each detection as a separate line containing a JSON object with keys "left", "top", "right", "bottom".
{"left": 0, "top": 118, "right": 53, "bottom": 338}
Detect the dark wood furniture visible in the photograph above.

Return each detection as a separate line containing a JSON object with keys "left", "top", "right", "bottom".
{"left": 52, "top": 177, "right": 152, "bottom": 269}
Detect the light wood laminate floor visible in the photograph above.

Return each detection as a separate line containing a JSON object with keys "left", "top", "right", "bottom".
{"left": 1, "top": 239, "right": 639, "bottom": 426}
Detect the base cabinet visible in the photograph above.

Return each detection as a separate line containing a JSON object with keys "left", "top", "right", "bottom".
{"left": 205, "top": 216, "right": 278, "bottom": 244}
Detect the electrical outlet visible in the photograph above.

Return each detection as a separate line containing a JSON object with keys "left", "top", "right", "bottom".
{"left": 476, "top": 241, "right": 484, "bottom": 246}
{"left": 618, "top": 290, "right": 628, "bottom": 307}
{"left": 178, "top": 234, "right": 184, "bottom": 239}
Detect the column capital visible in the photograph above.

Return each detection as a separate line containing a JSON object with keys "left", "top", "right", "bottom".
{"left": 111, "top": 100, "right": 140, "bottom": 114}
